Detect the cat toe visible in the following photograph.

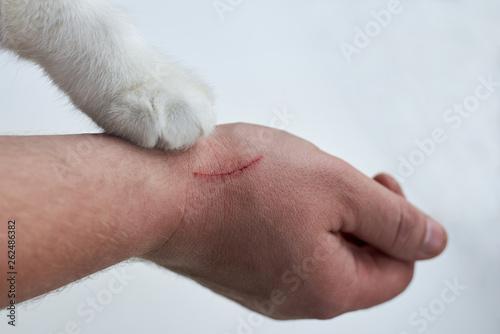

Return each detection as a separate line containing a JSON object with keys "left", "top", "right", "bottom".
{"left": 102, "top": 81, "right": 216, "bottom": 150}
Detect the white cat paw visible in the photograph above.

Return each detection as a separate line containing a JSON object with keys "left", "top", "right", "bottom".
{"left": 102, "top": 72, "right": 216, "bottom": 150}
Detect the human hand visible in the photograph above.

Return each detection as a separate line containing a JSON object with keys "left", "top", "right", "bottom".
{"left": 143, "top": 123, "right": 447, "bottom": 320}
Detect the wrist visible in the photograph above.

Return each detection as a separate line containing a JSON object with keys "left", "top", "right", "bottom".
{"left": 133, "top": 145, "right": 192, "bottom": 258}
{"left": 68, "top": 134, "right": 189, "bottom": 259}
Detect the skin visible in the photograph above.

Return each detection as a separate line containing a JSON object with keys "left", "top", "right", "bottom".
{"left": 0, "top": 123, "right": 447, "bottom": 320}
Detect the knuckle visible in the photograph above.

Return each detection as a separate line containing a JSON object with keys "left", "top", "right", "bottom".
{"left": 306, "top": 297, "right": 343, "bottom": 320}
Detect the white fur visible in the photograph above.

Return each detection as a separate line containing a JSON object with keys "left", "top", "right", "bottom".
{"left": 0, "top": 0, "right": 215, "bottom": 149}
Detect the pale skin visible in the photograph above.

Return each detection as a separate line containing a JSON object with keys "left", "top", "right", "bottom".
{"left": 0, "top": 123, "right": 447, "bottom": 319}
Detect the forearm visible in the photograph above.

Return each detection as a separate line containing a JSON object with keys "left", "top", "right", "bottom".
{"left": 0, "top": 134, "right": 186, "bottom": 307}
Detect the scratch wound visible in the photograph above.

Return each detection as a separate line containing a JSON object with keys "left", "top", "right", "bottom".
{"left": 193, "top": 155, "right": 264, "bottom": 178}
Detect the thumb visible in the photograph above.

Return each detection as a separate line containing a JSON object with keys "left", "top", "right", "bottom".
{"left": 340, "top": 171, "right": 447, "bottom": 261}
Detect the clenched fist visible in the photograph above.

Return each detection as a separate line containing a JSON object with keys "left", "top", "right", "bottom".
{"left": 143, "top": 123, "right": 447, "bottom": 319}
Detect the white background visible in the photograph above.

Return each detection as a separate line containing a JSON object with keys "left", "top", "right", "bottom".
{"left": 1, "top": 0, "right": 499, "bottom": 333}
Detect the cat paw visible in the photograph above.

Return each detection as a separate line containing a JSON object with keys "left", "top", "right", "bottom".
{"left": 101, "top": 73, "right": 216, "bottom": 150}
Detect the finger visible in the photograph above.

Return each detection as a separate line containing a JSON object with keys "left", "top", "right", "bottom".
{"left": 316, "top": 236, "right": 413, "bottom": 317}
{"left": 341, "top": 242, "right": 415, "bottom": 312}
{"left": 339, "top": 170, "right": 447, "bottom": 261}
{"left": 373, "top": 173, "right": 405, "bottom": 198}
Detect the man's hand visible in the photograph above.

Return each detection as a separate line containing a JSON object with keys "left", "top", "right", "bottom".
{"left": 0, "top": 123, "right": 446, "bottom": 317}
{"left": 143, "top": 123, "right": 447, "bottom": 320}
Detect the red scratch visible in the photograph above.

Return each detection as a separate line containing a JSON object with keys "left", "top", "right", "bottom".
{"left": 193, "top": 155, "right": 264, "bottom": 178}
